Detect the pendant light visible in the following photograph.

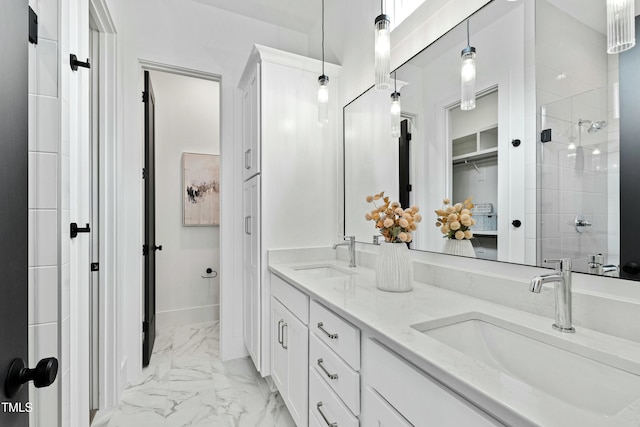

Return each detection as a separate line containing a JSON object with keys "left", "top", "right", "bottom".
{"left": 375, "top": 0, "right": 391, "bottom": 90}
{"left": 607, "top": 0, "right": 635, "bottom": 54}
{"left": 460, "top": 19, "right": 477, "bottom": 111}
{"left": 390, "top": 72, "right": 401, "bottom": 138}
{"left": 318, "top": 0, "right": 329, "bottom": 126}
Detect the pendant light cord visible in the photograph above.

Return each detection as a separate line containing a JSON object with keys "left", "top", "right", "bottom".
{"left": 394, "top": 71, "right": 397, "bottom": 93}
{"left": 381, "top": 0, "right": 384, "bottom": 14}
{"left": 466, "top": 19, "right": 470, "bottom": 47}
{"left": 322, "top": 0, "right": 325, "bottom": 75}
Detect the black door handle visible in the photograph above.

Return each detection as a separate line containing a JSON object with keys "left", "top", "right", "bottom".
{"left": 512, "top": 219, "right": 522, "bottom": 228}
{"left": 5, "top": 357, "right": 58, "bottom": 398}
{"left": 70, "top": 222, "right": 91, "bottom": 238}
{"left": 152, "top": 245, "right": 162, "bottom": 251}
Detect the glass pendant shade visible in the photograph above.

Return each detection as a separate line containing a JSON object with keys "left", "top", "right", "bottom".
{"left": 460, "top": 47, "right": 477, "bottom": 111}
{"left": 318, "top": 75, "right": 329, "bottom": 127}
{"left": 375, "top": 14, "right": 391, "bottom": 90}
{"left": 390, "top": 92, "right": 401, "bottom": 138}
{"left": 607, "top": 0, "right": 635, "bottom": 54}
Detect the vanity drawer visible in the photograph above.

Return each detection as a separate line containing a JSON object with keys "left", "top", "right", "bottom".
{"left": 272, "top": 273, "right": 309, "bottom": 325}
{"left": 310, "top": 300, "right": 360, "bottom": 370}
{"left": 309, "top": 368, "right": 359, "bottom": 427}
{"left": 310, "top": 333, "right": 360, "bottom": 415}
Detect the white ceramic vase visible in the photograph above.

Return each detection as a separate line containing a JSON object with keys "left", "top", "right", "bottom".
{"left": 375, "top": 242, "right": 413, "bottom": 292}
{"left": 443, "top": 239, "right": 476, "bottom": 258}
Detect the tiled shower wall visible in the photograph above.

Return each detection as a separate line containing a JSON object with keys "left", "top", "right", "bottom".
{"left": 536, "top": 0, "right": 619, "bottom": 272}
{"left": 27, "top": 0, "right": 67, "bottom": 425}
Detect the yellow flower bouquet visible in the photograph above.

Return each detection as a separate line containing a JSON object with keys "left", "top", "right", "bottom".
{"left": 435, "top": 197, "right": 475, "bottom": 240}
{"left": 365, "top": 191, "right": 422, "bottom": 243}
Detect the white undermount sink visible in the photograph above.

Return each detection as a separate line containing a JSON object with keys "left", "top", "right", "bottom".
{"left": 292, "top": 264, "right": 356, "bottom": 278}
{"left": 411, "top": 312, "right": 640, "bottom": 416}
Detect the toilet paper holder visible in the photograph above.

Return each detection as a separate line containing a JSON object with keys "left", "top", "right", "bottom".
{"left": 201, "top": 267, "right": 218, "bottom": 279}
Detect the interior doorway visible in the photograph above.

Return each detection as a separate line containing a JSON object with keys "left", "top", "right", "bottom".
{"left": 140, "top": 63, "right": 222, "bottom": 367}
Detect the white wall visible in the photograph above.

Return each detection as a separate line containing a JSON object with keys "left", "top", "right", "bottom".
{"left": 150, "top": 70, "right": 221, "bottom": 329}
{"left": 103, "top": 0, "right": 310, "bottom": 385}
{"left": 27, "top": 0, "right": 64, "bottom": 425}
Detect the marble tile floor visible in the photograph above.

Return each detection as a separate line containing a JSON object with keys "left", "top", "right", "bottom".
{"left": 92, "top": 321, "right": 295, "bottom": 427}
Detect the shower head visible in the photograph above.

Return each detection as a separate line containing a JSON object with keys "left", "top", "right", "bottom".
{"left": 578, "top": 119, "right": 608, "bottom": 134}
{"left": 588, "top": 120, "right": 607, "bottom": 134}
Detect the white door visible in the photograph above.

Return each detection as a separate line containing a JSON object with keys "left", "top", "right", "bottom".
{"left": 243, "top": 175, "right": 260, "bottom": 368}
{"left": 285, "top": 311, "right": 309, "bottom": 427}
{"left": 243, "top": 176, "right": 260, "bottom": 370}
{"left": 242, "top": 63, "right": 260, "bottom": 180}
{"left": 270, "top": 297, "right": 288, "bottom": 395}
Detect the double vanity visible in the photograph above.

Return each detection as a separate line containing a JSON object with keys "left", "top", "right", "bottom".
{"left": 267, "top": 248, "right": 640, "bottom": 427}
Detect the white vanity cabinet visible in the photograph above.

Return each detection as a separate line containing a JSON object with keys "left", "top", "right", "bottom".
{"left": 271, "top": 274, "right": 310, "bottom": 427}
{"left": 239, "top": 45, "right": 340, "bottom": 375}
{"left": 362, "top": 339, "right": 503, "bottom": 427}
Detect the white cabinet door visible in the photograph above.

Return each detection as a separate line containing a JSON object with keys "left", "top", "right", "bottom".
{"left": 271, "top": 297, "right": 288, "bottom": 395}
{"left": 242, "top": 62, "right": 260, "bottom": 180}
{"left": 364, "top": 387, "right": 412, "bottom": 427}
{"left": 285, "top": 311, "right": 309, "bottom": 427}
{"left": 271, "top": 294, "right": 309, "bottom": 427}
{"left": 243, "top": 175, "right": 260, "bottom": 369}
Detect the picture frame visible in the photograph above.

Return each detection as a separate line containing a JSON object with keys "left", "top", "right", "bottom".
{"left": 182, "top": 152, "right": 220, "bottom": 226}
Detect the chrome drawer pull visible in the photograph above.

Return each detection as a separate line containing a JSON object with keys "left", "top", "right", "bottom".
{"left": 277, "top": 320, "right": 283, "bottom": 345}
{"left": 317, "top": 358, "right": 338, "bottom": 380}
{"left": 317, "top": 322, "right": 339, "bottom": 340}
{"left": 282, "top": 323, "right": 288, "bottom": 349}
{"left": 244, "top": 149, "right": 252, "bottom": 169}
{"left": 244, "top": 216, "right": 252, "bottom": 235}
{"left": 316, "top": 402, "right": 337, "bottom": 427}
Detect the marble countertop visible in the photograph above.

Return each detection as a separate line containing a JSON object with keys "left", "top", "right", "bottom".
{"left": 268, "top": 258, "right": 640, "bottom": 427}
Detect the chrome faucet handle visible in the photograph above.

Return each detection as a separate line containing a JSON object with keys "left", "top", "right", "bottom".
{"left": 344, "top": 235, "right": 355, "bottom": 243}
{"left": 544, "top": 258, "right": 571, "bottom": 272}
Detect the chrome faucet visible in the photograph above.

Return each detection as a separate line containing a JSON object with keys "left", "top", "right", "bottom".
{"left": 334, "top": 236, "right": 356, "bottom": 268}
{"left": 529, "top": 259, "right": 575, "bottom": 333}
{"left": 587, "top": 254, "right": 619, "bottom": 276}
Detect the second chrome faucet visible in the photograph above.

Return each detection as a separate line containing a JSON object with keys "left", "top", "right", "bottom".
{"left": 334, "top": 236, "right": 356, "bottom": 268}
{"left": 530, "top": 258, "right": 575, "bottom": 333}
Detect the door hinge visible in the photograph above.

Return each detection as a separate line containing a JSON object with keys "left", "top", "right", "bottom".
{"left": 142, "top": 245, "right": 148, "bottom": 256}
{"left": 91, "top": 262, "right": 99, "bottom": 272}
{"left": 407, "top": 184, "right": 412, "bottom": 192}
{"left": 142, "top": 168, "right": 146, "bottom": 179}
{"left": 142, "top": 91, "right": 148, "bottom": 103}
{"left": 142, "top": 321, "right": 148, "bottom": 333}
{"left": 407, "top": 132, "right": 412, "bottom": 141}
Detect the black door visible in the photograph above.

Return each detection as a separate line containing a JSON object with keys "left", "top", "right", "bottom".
{"left": 619, "top": 18, "right": 640, "bottom": 280}
{"left": 142, "top": 71, "right": 159, "bottom": 366}
{"left": 0, "top": 1, "right": 29, "bottom": 425}
{"left": 399, "top": 119, "right": 411, "bottom": 209}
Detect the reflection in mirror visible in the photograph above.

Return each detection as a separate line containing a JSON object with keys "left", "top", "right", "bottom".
{"left": 343, "top": 0, "right": 638, "bottom": 280}
{"left": 344, "top": 0, "right": 530, "bottom": 264}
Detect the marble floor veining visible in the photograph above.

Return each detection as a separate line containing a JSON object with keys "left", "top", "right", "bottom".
{"left": 92, "top": 321, "right": 295, "bottom": 427}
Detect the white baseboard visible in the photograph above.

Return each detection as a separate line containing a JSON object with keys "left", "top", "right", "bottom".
{"left": 156, "top": 305, "right": 220, "bottom": 330}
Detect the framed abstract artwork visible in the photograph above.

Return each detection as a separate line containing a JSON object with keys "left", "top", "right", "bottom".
{"left": 182, "top": 153, "right": 220, "bottom": 226}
